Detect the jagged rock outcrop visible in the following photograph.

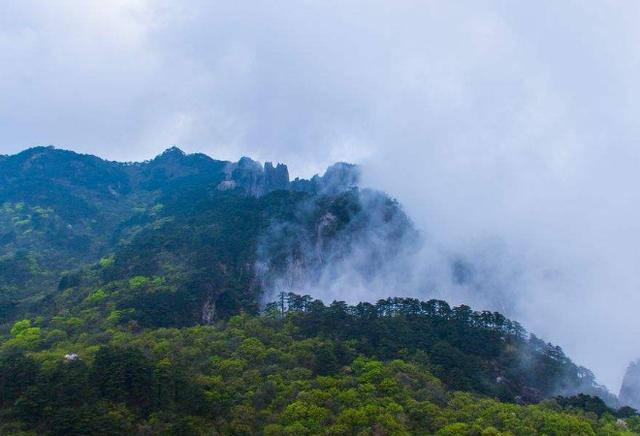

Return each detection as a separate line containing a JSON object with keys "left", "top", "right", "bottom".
{"left": 148, "top": 149, "right": 358, "bottom": 197}
{"left": 320, "top": 162, "right": 360, "bottom": 193}
{"left": 264, "top": 162, "right": 290, "bottom": 191}
{"left": 290, "top": 162, "right": 361, "bottom": 194}
{"left": 3, "top": 146, "right": 361, "bottom": 200}
{"left": 219, "top": 157, "right": 291, "bottom": 196}
{"left": 620, "top": 360, "right": 640, "bottom": 410}
{"left": 231, "top": 157, "right": 265, "bottom": 196}
{"left": 139, "top": 148, "right": 359, "bottom": 197}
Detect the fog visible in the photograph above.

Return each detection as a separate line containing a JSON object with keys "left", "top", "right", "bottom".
{"left": 2, "top": 1, "right": 640, "bottom": 391}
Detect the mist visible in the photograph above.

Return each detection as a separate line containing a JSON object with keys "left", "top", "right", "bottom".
{"left": 2, "top": 1, "right": 640, "bottom": 391}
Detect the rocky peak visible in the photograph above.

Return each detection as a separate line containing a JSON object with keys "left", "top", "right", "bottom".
{"left": 620, "top": 359, "right": 640, "bottom": 410}
{"left": 220, "top": 157, "right": 291, "bottom": 196}
{"left": 154, "top": 146, "right": 187, "bottom": 162}
{"left": 236, "top": 156, "right": 263, "bottom": 171}
{"left": 321, "top": 162, "right": 360, "bottom": 193}
{"left": 230, "top": 157, "right": 266, "bottom": 196}
{"left": 140, "top": 147, "right": 230, "bottom": 189}
{"left": 288, "top": 163, "right": 361, "bottom": 194}
{"left": 264, "top": 162, "right": 290, "bottom": 191}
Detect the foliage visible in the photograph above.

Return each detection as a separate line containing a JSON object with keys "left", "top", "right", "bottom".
{"left": 0, "top": 308, "right": 636, "bottom": 435}
{"left": 0, "top": 295, "right": 637, "bottom": 434}
{"left": 0, "top": 147, "right": 635, "bottom": 434}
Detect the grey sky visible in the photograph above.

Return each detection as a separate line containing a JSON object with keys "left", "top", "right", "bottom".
{"left": 2, "top": 1, "right": 640, "bottom": 391}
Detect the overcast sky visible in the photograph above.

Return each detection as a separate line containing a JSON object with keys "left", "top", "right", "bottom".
{"left": 2, "top": 1, "right": 640, "bottom": 391}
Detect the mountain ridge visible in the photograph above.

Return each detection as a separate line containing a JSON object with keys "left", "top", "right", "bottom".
{"left": 0, "top": 146, "right": 383, "bottom": 325}
{"left": 0, "top": 146, "right": 637, "bottom": 434}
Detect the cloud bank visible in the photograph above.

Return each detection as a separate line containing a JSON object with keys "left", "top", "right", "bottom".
{"left": 2, "top": 0, "right": 640, "bottom": 391}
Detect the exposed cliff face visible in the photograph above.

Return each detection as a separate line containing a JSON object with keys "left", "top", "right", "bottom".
{"left": 320, "top": 162, "right": 360, "bottom": 193}
{"left": 229, "top": 157, "right": 265, "bottom": 196}
{"left": 256, "top": 187, "right": 419, "bottom": 304}
{"left": 217, "top": 156, "right": 360, "bottom": 197}
{"left": 620, "top": 360, "right": 640, "bottom": 410}
{"left": 264, "top": 162, "right": 290, "bottom": 191}
{"left": 217, "top": 157, "right": 290, "bottom": 196}
{"left": 290, "top": 162, "right": 361, "bottom": 194}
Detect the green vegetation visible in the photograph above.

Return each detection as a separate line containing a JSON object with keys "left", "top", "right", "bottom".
{"left": 0, "top": 147, "right": 637, "bottom": 434}
{"left": 1, "top": 295, "right": 637, "bottom": 435}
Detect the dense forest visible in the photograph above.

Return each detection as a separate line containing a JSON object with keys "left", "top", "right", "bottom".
{"left": 1, "top": 293, "right": 638, "bottom": 434}
{"left": 0, "top": 147, "right": 637, "bottom": 434}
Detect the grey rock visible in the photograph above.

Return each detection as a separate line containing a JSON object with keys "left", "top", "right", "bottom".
{"left": 224, "top": 157, "right": 291, "bottom": 196}
{"left": 320, "top": 162, "right": 360, "bottom": 193}
{"left": 620, "top": 359, "right": 640, "bottom": 409}
{"left": 264, "top": 162, "right": 290, "bottom": 191}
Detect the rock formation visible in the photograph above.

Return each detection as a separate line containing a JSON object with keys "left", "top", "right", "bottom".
{"left": 620, "top": 359, "right": 640, "bottom": 410}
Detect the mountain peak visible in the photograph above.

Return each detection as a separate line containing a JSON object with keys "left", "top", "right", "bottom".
{"left": 17, "top": 145, "right": 60, "bottom": 158}
{"left": 157, "top": 146, "right": 186, "bottom": 158}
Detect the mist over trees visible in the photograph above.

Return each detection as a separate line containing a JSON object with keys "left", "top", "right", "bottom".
{"left": 0, "top": 147, "right": 637, "bottom": 434}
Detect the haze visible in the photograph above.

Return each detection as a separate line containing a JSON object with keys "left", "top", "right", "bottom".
{"left": 2, "top": 0, "right": 639, "bottom": 391}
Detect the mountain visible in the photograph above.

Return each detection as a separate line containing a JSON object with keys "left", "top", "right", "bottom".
{"left": 0, "top": 146, "right": 636, "bottom": 434}
{"left": 621, "top": 360, "right": 640, "bottom": 410}
{"left": 0, "top": 146, "right": 367, "bottom": 322}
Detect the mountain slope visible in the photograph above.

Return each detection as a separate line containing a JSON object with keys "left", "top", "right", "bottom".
{"left": 0, "top": 147, "right": 375, "bottom": 323}
{"left": 0, "top": 146, "right": 635, "bottom": 434}
{"left": 2, "top": 301, "right": 637, "bottom": 435}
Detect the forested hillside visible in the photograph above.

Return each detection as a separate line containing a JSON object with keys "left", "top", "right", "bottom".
{"left": 0, "top": 147, "right": 636, "bottom": 435}
{"left": 0, "top": 147, "right": 414, "bottom": 326}
{"left": 2, "top": 294, "right": 638, "bottom": 434}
